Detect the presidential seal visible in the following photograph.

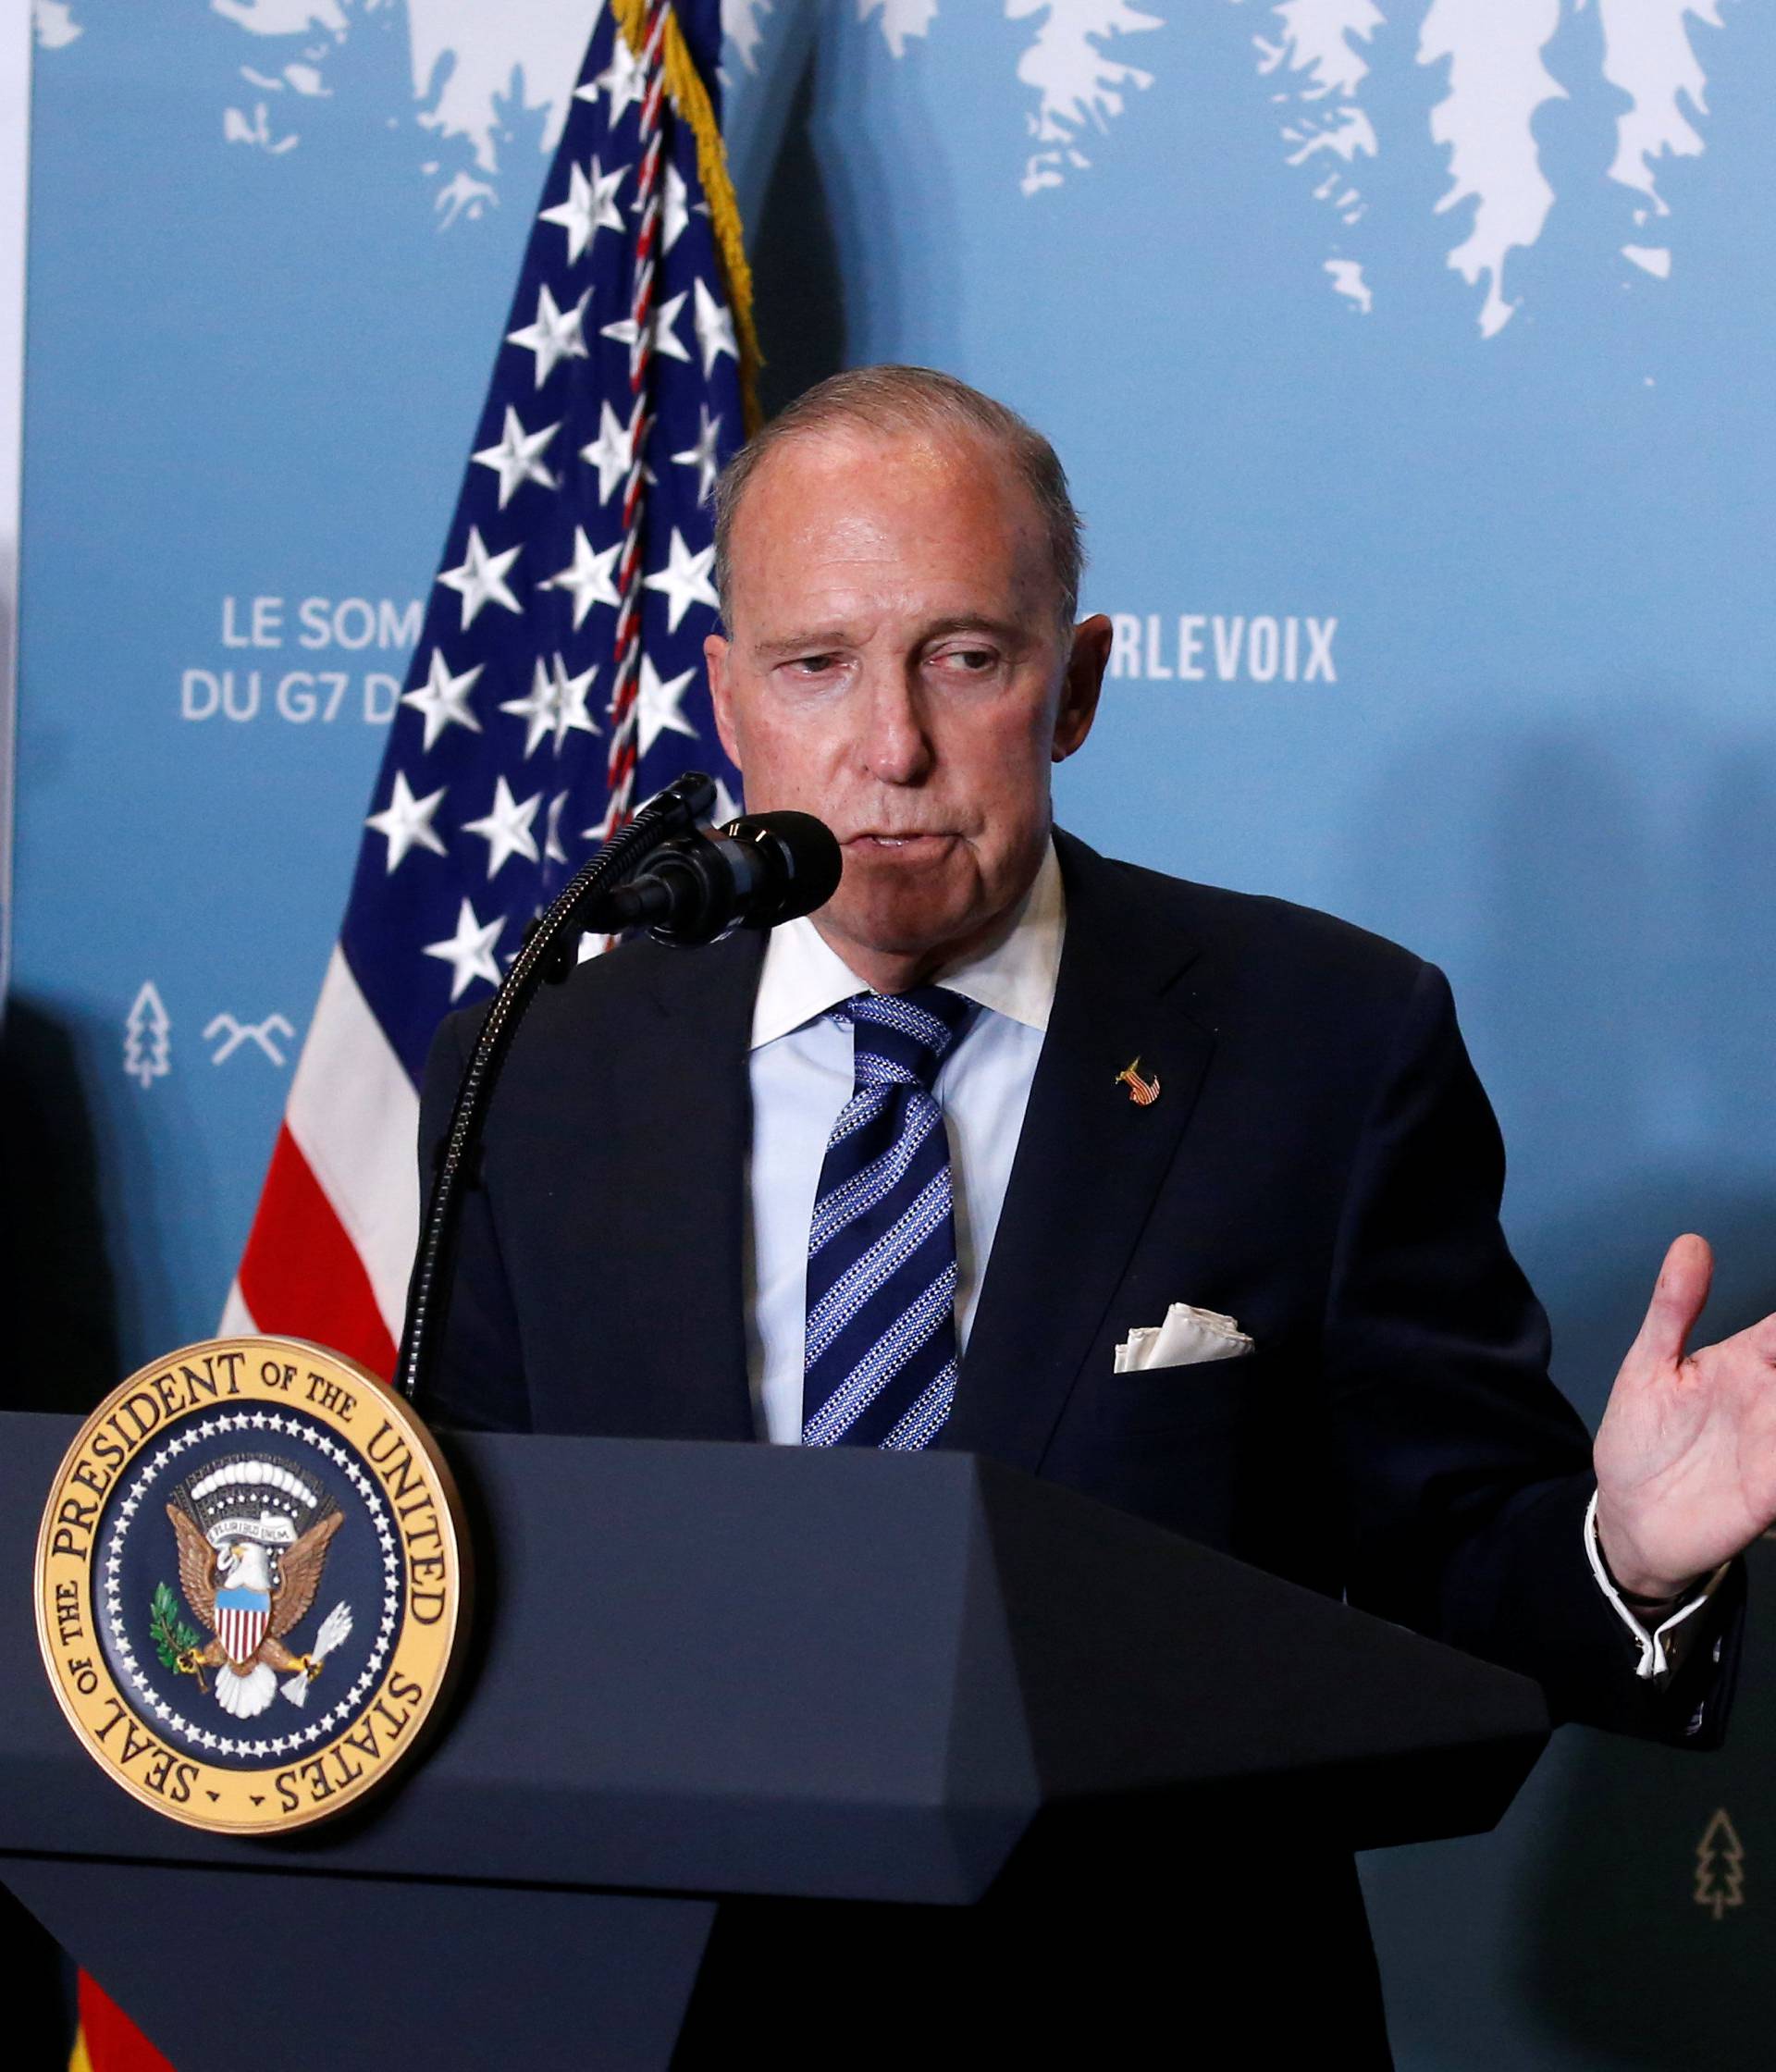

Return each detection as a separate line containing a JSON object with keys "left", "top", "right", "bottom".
{"left": 34, "top": 1338, "right": 469, "bottom": 1833}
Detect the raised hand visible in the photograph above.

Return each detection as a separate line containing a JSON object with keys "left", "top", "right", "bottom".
{"left": 1593, "top": 1233, "right": 1776, "bottom": 1600}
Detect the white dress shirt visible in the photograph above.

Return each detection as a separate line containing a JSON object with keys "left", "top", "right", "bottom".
{"left": 745, "top": 838, "right": 1064, "bottom": 1446}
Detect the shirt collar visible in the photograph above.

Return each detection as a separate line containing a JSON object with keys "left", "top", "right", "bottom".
{"left": 748, "top": 836, "right": 1066, "bottom": 1051}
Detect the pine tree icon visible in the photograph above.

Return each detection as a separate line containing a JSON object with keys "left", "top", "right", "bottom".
{"left": 1695, "top": 1808, "right": 1745, "bottom": 1920}
{"left": 124, "top": 983, "right": 171, "bottom": 1089}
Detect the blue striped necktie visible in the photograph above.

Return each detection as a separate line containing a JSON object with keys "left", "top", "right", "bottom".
{"left": 801, "top": 987, "right": 975, "bottom": 1449}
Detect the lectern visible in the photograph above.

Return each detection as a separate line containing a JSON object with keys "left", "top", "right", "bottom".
{"left": 2, "top": 1411, "right": 1548, "bottom": 2066}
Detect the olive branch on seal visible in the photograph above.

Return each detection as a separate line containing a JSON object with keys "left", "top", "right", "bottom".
{"left": 149, "top": 1581, "right": 206, "bottom": 1690}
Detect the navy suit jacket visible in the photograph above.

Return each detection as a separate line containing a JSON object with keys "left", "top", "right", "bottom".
{"left": 420, "top": 828, "right": 1741, "bottom": 1745}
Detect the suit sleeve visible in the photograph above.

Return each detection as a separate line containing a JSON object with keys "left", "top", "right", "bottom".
{"left": 1324, "top": 959, "right": 1743, "bottom": 1745}
{"left": 413, "top": 1007, "right": 533, "bottom": 1433}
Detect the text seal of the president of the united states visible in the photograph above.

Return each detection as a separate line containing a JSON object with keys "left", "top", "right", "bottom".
{"left": 35, "top": 1338, "right": 469, "bottom": 1833}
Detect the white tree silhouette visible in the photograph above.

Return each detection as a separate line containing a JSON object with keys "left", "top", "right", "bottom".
{"left": 124, "top": 983, "right": 171, "bottom": 1090}
{"left": 1007, "top": 0, "right": 1162, "bottom": 195}
{"left": 41, "top": 0, "right": 1743, "bottom": 336}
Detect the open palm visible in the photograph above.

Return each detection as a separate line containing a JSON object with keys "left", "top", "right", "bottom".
{"left": 1593, "top": 1234, "right": 1776, "bottom": 1598}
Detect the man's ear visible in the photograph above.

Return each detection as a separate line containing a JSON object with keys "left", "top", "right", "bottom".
{"left": 705, "top": 632, "right": 742, "bottom": 771}
{"left": 1053, "top": 613, "right": 1111, "bottom": 762}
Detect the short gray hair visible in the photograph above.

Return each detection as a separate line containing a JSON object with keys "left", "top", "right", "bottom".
{"left": 712, "top": 364, "right": 1085, "bottom": 629}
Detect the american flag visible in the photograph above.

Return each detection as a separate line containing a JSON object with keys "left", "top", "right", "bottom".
{"left": 82, "top": 15, "right": 753, "bottom": 2067}
{"left": 218, "top": 0, "right": 750, "bottom": 1379}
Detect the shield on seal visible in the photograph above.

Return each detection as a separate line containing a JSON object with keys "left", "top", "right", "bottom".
{"left": 215, "top": 1585, "right": 271, "bottom": 1665}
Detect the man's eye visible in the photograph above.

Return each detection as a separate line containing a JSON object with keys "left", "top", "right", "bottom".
{"left": 787, "top": 653, "right": 838, "bottom": 675}
{"left": 933, "top": 648, "right": 997, "bottom": 673}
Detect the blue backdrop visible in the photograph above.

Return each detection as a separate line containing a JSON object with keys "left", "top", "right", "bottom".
{"left": 14, "top": 3, "right": 1776, "bottom": 2062}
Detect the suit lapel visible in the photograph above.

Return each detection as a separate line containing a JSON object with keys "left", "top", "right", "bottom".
{"left": 942, "top": 832, "right": 1215, "bottom": 1473}
{"left": 594, "top": 931, "right": 762, "bottom": 1441}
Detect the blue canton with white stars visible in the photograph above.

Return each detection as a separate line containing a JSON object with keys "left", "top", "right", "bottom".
{"left": 344, "top": 2, "right": 744, "bottom": 1088}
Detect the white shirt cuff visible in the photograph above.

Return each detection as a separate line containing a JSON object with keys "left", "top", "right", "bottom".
{"left": 1584, "top": 1489, "right": 1729, "bottom": 1682}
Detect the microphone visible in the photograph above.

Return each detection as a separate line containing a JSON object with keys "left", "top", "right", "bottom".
{"left": 596, "top": 811, "right": 843, "bottom": 944}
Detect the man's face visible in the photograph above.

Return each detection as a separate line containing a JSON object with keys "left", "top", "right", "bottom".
{"left": 705, "top": 424, "right": 1108, "bottom": 987}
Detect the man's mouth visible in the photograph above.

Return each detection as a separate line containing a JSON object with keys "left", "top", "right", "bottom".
{"left": 848, "top": 832, "right": 953, "bottom": 850}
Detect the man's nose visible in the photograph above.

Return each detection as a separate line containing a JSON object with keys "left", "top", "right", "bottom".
{"left": 858, "top": 669, "right": 933, "bottom": 786}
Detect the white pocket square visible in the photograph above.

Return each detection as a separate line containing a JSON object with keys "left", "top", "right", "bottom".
{"left": 1114, "top": 1303, "right": 1253, "bottom": 1374}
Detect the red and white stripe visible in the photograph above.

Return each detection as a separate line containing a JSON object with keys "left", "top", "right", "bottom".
{"left": 603, "top": 0, "right": 670, "bottom": 831}
{"left": 217, "top": 1601, "right": 268, "bottom": 1664}
{"left": 221, "top": 947, "right": 419, "bottom": 1376}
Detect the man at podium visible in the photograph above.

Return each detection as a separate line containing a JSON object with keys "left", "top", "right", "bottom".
{"left": 421, "top": 366, "right": 1767, "bottom": 2056}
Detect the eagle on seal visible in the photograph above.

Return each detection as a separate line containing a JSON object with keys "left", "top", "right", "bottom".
{"left": 166, "top": 1493, "right": 346, "bottom": 1720}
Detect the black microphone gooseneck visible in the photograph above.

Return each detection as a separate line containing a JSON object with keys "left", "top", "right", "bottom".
{"left": 394, "top": 771, "right": 716, "bottom": 1405}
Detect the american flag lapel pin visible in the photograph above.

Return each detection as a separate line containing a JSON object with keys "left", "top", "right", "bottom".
{"left": 1115, "top": 1056, "right": 1161, "bottom": 1107}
